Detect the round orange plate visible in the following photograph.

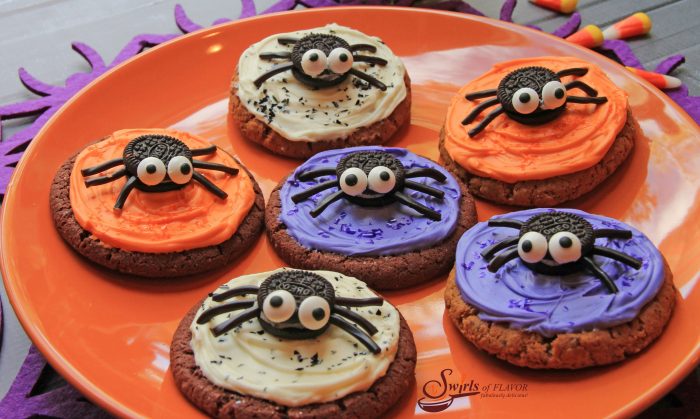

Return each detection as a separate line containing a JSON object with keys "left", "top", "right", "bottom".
{"left": 2, "top": 7, "right": 699, "bottom": 419}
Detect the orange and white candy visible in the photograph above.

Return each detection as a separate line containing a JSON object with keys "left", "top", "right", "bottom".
{"left": 566, "top": 25, "right": 604, "bottom": 48}
{"left": 529, "top": 0, "right": 578, "bottom": 14}
{"left": 603, "top": 12, "right": 652, "bottom": 40}
{"left": 626, "top": 67, "right": 681, "bottom": 90}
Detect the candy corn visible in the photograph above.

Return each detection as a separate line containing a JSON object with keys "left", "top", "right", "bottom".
{"left": 529, "top": 0, "right": 578, "bottom": 14}
{"left": 626, "top": 67, "right": 681, "bottom": 89}
{"left": 603, "top": 12, "right": 652, "bottom": 40}
{"left": 566, "top": 25, "right": 604, "bottom": 48}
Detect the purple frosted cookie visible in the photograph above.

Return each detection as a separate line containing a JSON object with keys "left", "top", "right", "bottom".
{"left": 445, "top": 208, "right": 676, "bottom": 369}
{"left": 265, "top": 146, "right": 477, "bottom": 290}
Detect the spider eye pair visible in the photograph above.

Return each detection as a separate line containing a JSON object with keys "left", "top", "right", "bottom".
{"left": 262, "top": 290, "right": 331, "bottom": 330}
{"left": 136, "top": 156, "right": 193, "bottom": 186}
{"left": 518, "top": 231, "right": 582, "bottom": 264}
{"left": 339, "top": 166, "right": 396, "bottom": 196}
{"left": 512, "top": 81, "right": 567, "bottom": 114}
{"left": 301, "top": 47, "right": 353, "bottom": 77}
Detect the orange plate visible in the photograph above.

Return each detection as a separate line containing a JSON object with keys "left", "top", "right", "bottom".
{"left": 2, "top": 7, "right": 699, "bottom": 419}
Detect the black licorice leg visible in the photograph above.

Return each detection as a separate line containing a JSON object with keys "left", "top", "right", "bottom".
{"left": 353, "top": 55, "right": 388, "bottom": 66}
{"left": 565, "top": 80, "right": 599, "bottom": 97}
{"left": 192, "top": 160, "right": 239, "bottom": 175}
{"left": 462, "top": 97, "right": 500, "bottom": 125}
{"left": 81, "top": 158, "right": 124, "bottom": 176}
{"left": 350, "top": 43, "right": 377, "bottom": 53}
{"left": 404, "top": 168, "right": 446, "bottom": 183}
{"left": 394, "top": 191, "right": 441, "bottom": 221}
{"left": 291, "top": 180, "right": 338, "bottom": 203}
{"left": 259, "top": 51, "right": 292, "bottom": 60}
{"left": 254, "top": 64, "right": 295, "bottom": 88}
{"left": 330, "top": 314, "right": 381, "bottom": 354}
{"left": 486, "top": 248, "right": 519, "bottom": 272}
{"left": 594, "top": 229, "right": 633, "bottom": 240}
{"left": 404, "top": 180, "right": 445, "bottom": 199}
{"left": 581, "top": 256, "right": 619, "bottom": 293}
{"left": 481, "top": 237, "right": 519, "bottom": 260}
{"left": 465, "top": 89, "right": 497, "bottom": 101}
{"left": 84, "top": 167, "right": 126, "bottom": 187}
{"left": 557, "top": 67, "right": 588, "bottom": 78}
{"left": 468, "top": 106, "right": 504, "bottom": 137}
{"left": 592, "top": 246, "right": 643, "bottom": 269}
{"left": 213, "top": 285, "right": 259, "bottom": 302}
{"left": 567, "top": 95, "right": 608, "bottom": 105}
{"left": 197, "top": 300, "right": 256, "bottom": 324}
{"left": 192, "top": 171, "right": 227, "bottom": 199}
{"left": 334, "top": 306, "right": 379, "bottom": 335}
{"left": 297, "top": 167, "right": 336, "bottom": 181}
{"left": 309, "top": 190, "right": 344, "bottom": 218}
{"left": 335, "top": 296, "right": 384, "bottom": 307}
{"left": 277, "top": 37, "right": 298, "bottom": 45}
{"left": 191, "top": 145, "right": 217, "bottom": 156}
{"left": 113, "top": 176, "right": 138, "bottom": 210}
{"left": 487, "top": 218, "right": 524, "bottom": 229}
{"left": 348, "top": 68, "right": 387, "bottom": 91}
{"left": 212, "top": 307, "right": 261, "bottom": 336}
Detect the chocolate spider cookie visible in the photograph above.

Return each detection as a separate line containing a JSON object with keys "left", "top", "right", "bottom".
{"left": 439, "top": 56, "right": 637, "bottom": 207}
{"left": 50, "top": 128, "right": 264, "bottom": 278}
{"left": 445, "top": 208, "right": 676, "bottom": 369}
{"left": 265, "top": 146, "right": 478, "bottom": 290}
{"left": 171, "top": 268, "right": 417, "bottom": 418}
{"left": 231, "top": 24, "right": 411, "bottom": 158}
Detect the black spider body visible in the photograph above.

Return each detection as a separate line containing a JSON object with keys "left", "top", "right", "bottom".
{"left": 462, "top": 66, "right": 608, "bottom": 137}
{"left": 481, "top": 211, "right": 643, "bottom": 293}
{"left": 255, "top": 33, "right": 390, "bottom": 90}
{"left": 290, "top": 150, "right": 448, "bottom": 221}
{"left": 197, "top": 270, "right": 386, "bottom": 354}
{"left": 80, "top": 134, "right": 239, "bottom": 209}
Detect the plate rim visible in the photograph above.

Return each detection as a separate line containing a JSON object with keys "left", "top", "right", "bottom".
{"left": 2, "top": 6, "right": 698, "bottom": 418}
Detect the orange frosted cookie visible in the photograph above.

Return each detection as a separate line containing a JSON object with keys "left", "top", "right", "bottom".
{"left": 439, "top": 57, "right": 637, "bottom": 206}
{"left": 50, "top": 128, "right": 264, "bottom": 277}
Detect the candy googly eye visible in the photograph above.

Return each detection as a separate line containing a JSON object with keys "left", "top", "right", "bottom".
{"left": 328, "top": 48, "right": 353, "bottom": 74}
{"left": 339, "top": 168, "right": 368, "bottom": 196}
{"left": 298, "top": 296, "right": 330, "bottom": 330}
{"left": 511, "top": 88, "right": 539, "bottom": 114}
{"left": 548, "top": 232, "right": 582, "bottom": 264}
{"left": 367, "top": 166, "right": 396, "bottom": 194}
{"left": 167, "top": 156, "right": 193, "bottom": 185}
{"left": 136, "top": 157, "right": 166, "bottom": 186}
{"left": 262, "top": 290, "right": 296, "bottom": 323}
{"left": 301, "top": 49, "right": 327, "bottom": 77}
{"left": 541, "top": 81, "right": 567, "bottom": 110}
{"left": 517, "top": 232, "right": 548, "bottom": 263}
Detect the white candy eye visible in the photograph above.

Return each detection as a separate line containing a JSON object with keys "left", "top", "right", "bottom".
{"left": 298, "top": 296, "right": 330, "bottom": 330}
{"left": 339, "top": 168, "right": 368, "bottom": 196}
{"left": 517, "top": 232, "right": 548, "bottom": 264}
{"left": 511, "top": 87, "right": 539, "bottom": 114}
{"left": 262, "top": 290, "right": 296, "bottom": 323}
{"left": 328, "top": 48, "right": 353, "bottom": 74}
{"left": 548, "top": 232, "right": 582, "bottom": 264}
{"left": 541, "top": 81, "right": 567, "bottom": 110}
{"left": 367, "top": 166, "right": 396, "bottom": 194}
{"left": 301, "top": 49, "right": 327, "bottom": 77}
{"left": 167, "top": 156, "right": 193, "bottom": 185}
{"left": 136, "top": 157, "right": 166, "bottom": 186}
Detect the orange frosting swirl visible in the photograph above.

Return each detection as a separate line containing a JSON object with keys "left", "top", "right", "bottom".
{"left": 444, "top": 57, "right": 628, "bottom": 183}
{"left": 69, "top": 129, "right": 255, "bottom": 253}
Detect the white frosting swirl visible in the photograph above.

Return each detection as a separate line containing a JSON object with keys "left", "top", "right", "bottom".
{"left": 235, "top": 24, "right": 407, "bottom": 141}
{"left": 190, "top": 268, "right": 400, "bottom": 407}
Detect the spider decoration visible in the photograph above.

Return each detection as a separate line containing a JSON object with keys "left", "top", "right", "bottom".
{"left": 254, "top": 33, "right": 389, "bottom": 91}
{"left": 81, "top": 134, "right": 239, "bottom": 210}
{"left": 462, "top": 66, "right": 608, "bottom": 137}
{"left": 291, "top": 151, "right": 448, "bottom": 221}
{"left": 197, "top": 270, "right": 385, "bottom": 354}
{"left": 480, "top": 211, "right": 643, "bottom": 293}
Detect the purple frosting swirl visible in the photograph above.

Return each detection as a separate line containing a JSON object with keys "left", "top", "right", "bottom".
{"left": 455, "top": 208, "right": 665, "bottom": 337}
{"left": 279, "top": 146, "right": 461, "bottom": 256}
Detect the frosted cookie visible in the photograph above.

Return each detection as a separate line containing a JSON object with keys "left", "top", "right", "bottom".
{"left": 445, "top": 208, "right": 675, "bottom": 369}
{"left": 171, "top": 268, "right": 417, "bottom": 418}
{"left": 231, "top": 24, "right": 411, "bottom": 158}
